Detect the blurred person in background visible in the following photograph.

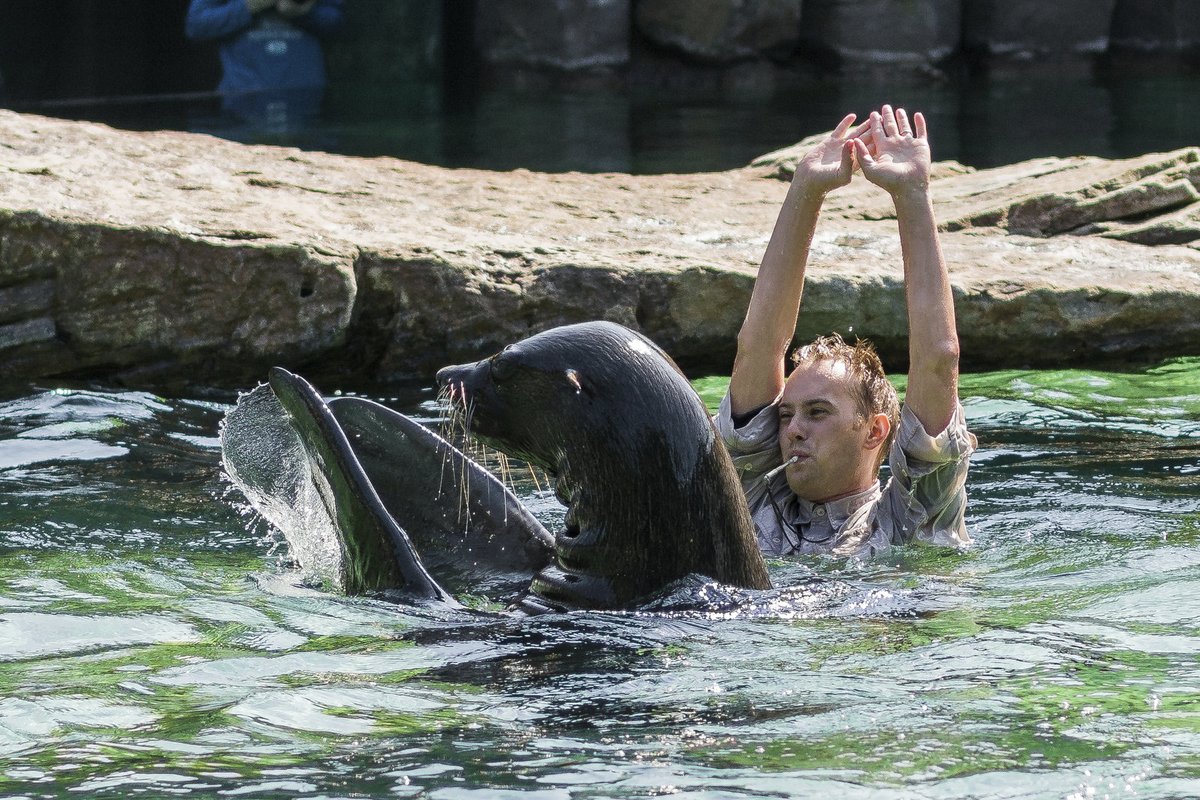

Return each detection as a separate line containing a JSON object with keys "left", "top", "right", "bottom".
{"left": 186, "top": 0, "right": 344, "bottom": 131}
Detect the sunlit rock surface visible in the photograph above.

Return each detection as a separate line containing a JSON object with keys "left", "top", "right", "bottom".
{"left": 1, "top": 109, "right": 1198, "bottom": 388}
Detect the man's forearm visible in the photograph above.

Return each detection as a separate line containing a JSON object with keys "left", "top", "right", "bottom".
{"left": 895, "top": 188, "right": 959, "bottom": 435}
{"left": 730, "top": 183, "right": 825, "bottom": 416}
{"left": 730, "top": 118, "right": 858, "bottom": 417}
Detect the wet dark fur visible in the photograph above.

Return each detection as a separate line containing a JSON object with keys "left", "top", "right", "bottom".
{"left": 437, "top": 321, "right": 771, "bottom": 611}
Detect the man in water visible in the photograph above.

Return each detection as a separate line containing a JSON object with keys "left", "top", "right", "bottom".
{"left": 716, "top": 105, "right": 976, "bottom": 559}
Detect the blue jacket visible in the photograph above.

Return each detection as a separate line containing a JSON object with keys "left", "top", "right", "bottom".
{"left": 185, "top": 0, "right": 344, "bottom": 119}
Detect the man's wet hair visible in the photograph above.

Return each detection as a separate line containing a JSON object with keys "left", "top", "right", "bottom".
{"left": 791, "top": 333, "right": 901, "bottom": 464}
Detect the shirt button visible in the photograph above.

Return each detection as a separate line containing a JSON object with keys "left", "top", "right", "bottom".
{"left": 815, "top": 506, "right": 826, "bottom": 517}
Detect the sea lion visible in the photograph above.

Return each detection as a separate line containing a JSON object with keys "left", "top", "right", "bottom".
{"left": 223, "top": 321, "right": 772, "bottom": 613}
{"left": 437, "top": 320, "right": 772, "bottom": 612}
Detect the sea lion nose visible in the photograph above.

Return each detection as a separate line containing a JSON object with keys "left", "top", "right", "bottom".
{"left": 436, "top": 364, "right": 466, "bottom": 401}
{"left": 436, "top": 359, "right": 487, "bottom": 401}
{"left": 434, "top": 364, "right": 458, "bottom": 388}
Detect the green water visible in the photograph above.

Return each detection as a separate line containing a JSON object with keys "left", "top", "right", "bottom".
{"left": 1, "top": 359, "right": 1198, "bottom": 798}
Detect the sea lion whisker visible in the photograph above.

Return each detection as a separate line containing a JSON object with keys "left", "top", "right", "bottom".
{"left": 457, "top": 394, "right": 479, "bottom": 535}
{"left": 435, "top": 381, "right": 479, "bottom": 533}
{"left": 496, "top": 451, "right": 512, "bottom": 526}
{"left": 526, "top": 464, "right": 544, "bottom": 494}
{"left": 495, "top": 451, "right": 511, "bottom": 492}
{"left": 434, "top": 385, "right": 461, "bottom": 501}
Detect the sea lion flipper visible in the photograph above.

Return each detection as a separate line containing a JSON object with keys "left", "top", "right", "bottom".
{"left": 267, "top": 367, "right": 457, "bottom": 605}
{"left": 328, "top": 396, "right": 554, "bottom": 595}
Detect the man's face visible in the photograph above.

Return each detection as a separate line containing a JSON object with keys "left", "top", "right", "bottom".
{"left": 778, "top": 359, "right": 883, "bottom": 503}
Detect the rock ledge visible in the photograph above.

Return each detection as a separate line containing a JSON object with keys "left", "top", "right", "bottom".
{"left": 2, "top": 110, "right": 1198, "bottom": 389}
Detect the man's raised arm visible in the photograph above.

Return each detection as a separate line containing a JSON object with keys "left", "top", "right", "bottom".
{"left": 853, "top": 106, "right": 960, "bottom": 435}
{"left": 729, "top": 114, "right": 864, "bottom": 418}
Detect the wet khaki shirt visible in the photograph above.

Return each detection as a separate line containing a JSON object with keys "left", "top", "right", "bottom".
{"left": 714, "top": 393, "right": 977, "bottom": 561}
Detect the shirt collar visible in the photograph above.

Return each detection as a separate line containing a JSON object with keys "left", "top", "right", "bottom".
{"left": 780, "top": 481, "right": 882, "bottom": 529}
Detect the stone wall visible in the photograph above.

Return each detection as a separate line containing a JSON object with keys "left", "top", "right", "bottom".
{"left": 470, "top": 0, "right": 1200, "bottom": 74}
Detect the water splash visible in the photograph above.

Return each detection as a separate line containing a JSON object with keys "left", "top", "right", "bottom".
{"left": 218, "top": 383, "right": 345, "bottom": 591}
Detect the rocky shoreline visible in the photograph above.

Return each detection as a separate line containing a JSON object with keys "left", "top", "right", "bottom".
{"left": 1, "top": 110, "right": 1198, "bottom": 390}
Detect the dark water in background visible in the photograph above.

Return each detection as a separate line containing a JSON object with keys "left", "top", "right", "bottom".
{"left": 1, "top": 361, "right": 1198, "bottom": 797}
{"left": 23, "top": 63, "right": 1200, "bottom": 174}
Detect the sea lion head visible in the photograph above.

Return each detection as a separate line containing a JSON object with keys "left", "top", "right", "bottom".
{"left": 438, "top": 321, "right": 694, "bottom": 473}
{"left": 437, "top": 321, "right": 770, "bottom": 612}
